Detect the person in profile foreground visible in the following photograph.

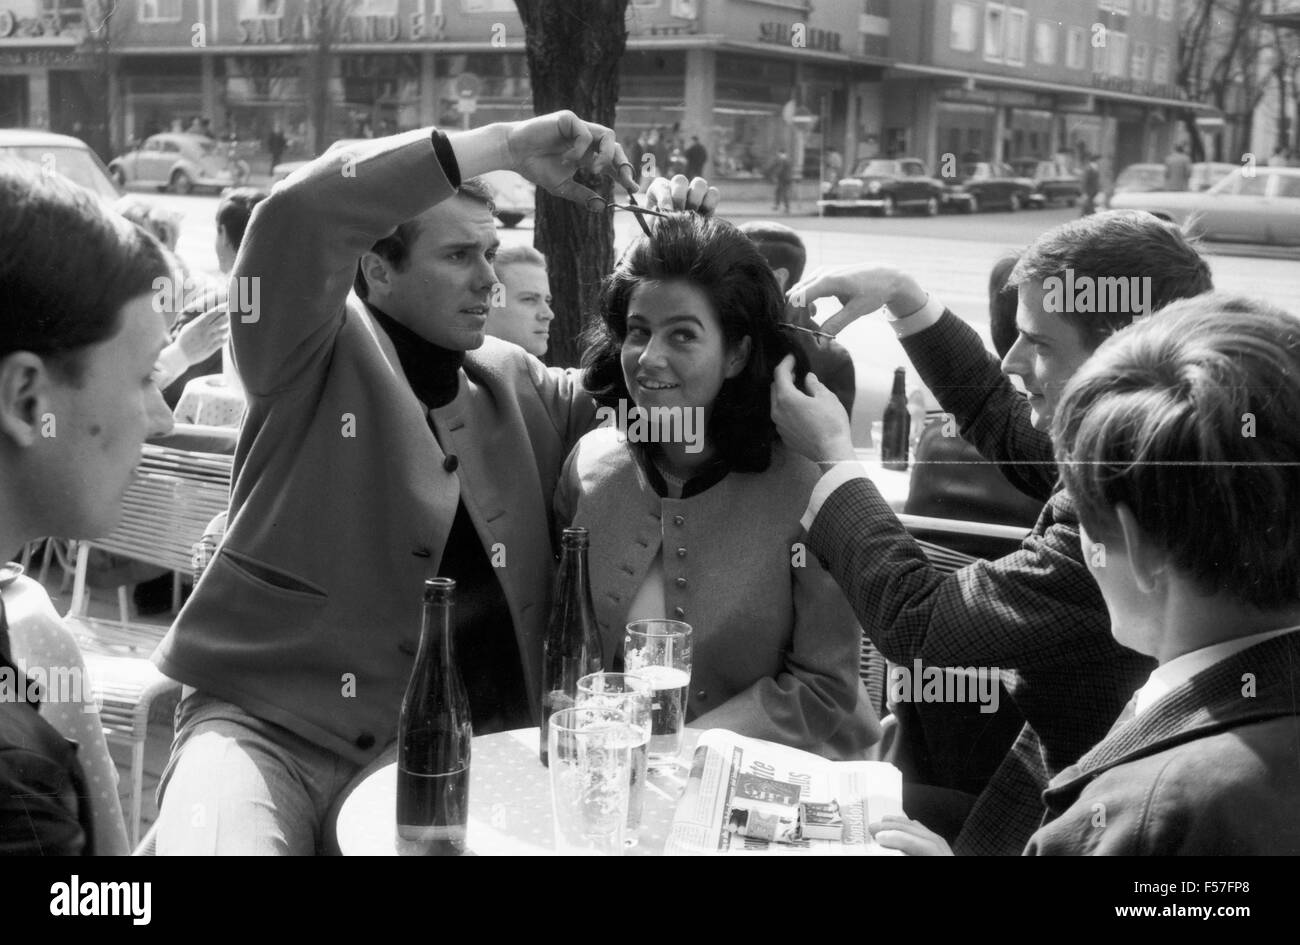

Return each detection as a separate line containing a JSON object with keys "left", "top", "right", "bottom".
{"left": 871, "top": 293, "right": 1300, "bottom": 855}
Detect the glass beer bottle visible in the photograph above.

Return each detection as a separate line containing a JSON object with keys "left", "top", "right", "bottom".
{"left": 540, "top": 527, "right": 604, "bottom": 766}
{"left": 881, "top": 366, "right": 911, "bottom": 471}
{"left": 396, "top": 577, "right": 471, "bottom": 854}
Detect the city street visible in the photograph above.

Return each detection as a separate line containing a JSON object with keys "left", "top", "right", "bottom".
{"left": 152, "top": 188, "right": 1299, "bottom": 426}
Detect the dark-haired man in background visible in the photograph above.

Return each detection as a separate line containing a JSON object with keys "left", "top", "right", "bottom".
{"left": 771, "top": 210, "right": 1215, "bottom": 854}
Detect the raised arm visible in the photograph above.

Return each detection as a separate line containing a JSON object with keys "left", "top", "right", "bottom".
{"left": 231, "top": 115, "right": 636, "bottom": 396}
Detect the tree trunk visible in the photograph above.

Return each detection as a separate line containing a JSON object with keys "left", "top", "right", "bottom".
{"left": 515, "top": 0, "right": 630, "bottom": 369}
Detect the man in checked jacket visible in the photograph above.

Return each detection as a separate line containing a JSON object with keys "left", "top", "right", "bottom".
{"left": 770, "top": 211, "right": 1213, "bottom": 854}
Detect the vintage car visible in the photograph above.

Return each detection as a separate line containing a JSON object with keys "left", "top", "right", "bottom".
{"left": 1008, "top": 158, "right": 1082, "bottom": 207}
{"left": 109, "top": 132, "right": 249, "bottom": 194}
{"left": 1111, "top": 161, "right": 1237, "bottom": 195}
{"left": 1109, "top": 166, "right": 1300, "bottom": 247}
{"left": 0, "top": 129, "right": 121, "bottom": 205}
{"left": 941, "top": 162, "right": 1036, "bottom": 213}
{"left": 817, "top": 158, "right": 946, "bottom": 217}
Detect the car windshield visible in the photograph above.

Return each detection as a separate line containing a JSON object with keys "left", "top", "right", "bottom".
{"left": 852, "top": 160, "right": 897, "bottom": 176}
{"left": 0, "top": 145, "right": 119, "bottom": 201}
{"left": 197, "top": 140, "right": 217, "bottom": 156}
{"left": 961, "top": 163, "right": 992, "bottom": 179}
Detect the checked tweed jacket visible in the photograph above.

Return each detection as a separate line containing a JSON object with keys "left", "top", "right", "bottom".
{"left": 806, "top": 310, "right": 1154, "bottom": 855}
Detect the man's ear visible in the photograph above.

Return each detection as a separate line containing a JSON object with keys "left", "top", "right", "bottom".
{"left": 725, "top": 335, "right": 752, "bottom": 379}
{"left": 358, "top": 251, "right": 392, "bottom": 299}
{"left": 1114, "top": 503, "right": 1166, "bottom": 594}
{"left": 772, "top": 266, "right": 790, "bottom": 292}
{"left": 0, "top": 352, "right": 54, "bottom": 449}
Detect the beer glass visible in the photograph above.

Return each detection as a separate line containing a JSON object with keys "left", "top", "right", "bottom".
{"left": 623, "top": 619, "right": 693, "bottom": 767}
{"left": 577, "top": 672, "right": 652, "bottom": 843}
{"left": 547, "top": 706, "right": 632, "bottom": 855}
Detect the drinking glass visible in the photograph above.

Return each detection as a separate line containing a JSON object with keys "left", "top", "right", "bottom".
{"left": 577, "top": 672, "right": 652, "bottom": 842}
{"left": 547, "top": 706, "right": 632, "bottom": 855}
{"left": 623, "top": 619, "right": 693, "bottom": 767}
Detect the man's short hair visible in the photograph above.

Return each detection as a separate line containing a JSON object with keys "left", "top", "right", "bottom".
{"left": 216, "top": 187, "right": 270, "bottom": 251}
{"left": 736, "top": 220, "right": 807, "bottom": 286}
{"left": 1054, "top": 293, "right": 1300, "bottom": 609}
{"left": 493, "top": 244, "right": 547, "bottom": 274}
{"left": 354, "top": 176, "right": 495, "bottom": 300}
{"left": 1, "top": 160, "right": 170, "bottom": 384}
{"left": 1009, "top": 210, "right": 1213, "bottom": 350}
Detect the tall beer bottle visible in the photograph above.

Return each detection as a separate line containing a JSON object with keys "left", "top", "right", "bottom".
{"left": 881, "top": 366, "right": 911, "bottom": 471}
{"left": 396, "top": 577, "right": 471, "bottom": 855}
{"left": 540, "top": 527, "right": 604, "bottom": 766}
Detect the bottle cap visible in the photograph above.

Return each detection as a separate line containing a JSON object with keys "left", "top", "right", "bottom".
{"left": 561, "top": 526, "right": 590, "bottom": 548}
{"left": 424, "top": 577, "right": 456, "bottom": 602}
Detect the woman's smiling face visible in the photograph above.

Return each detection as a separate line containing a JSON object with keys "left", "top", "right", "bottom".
{"left": 619, "top": 280, "right": 749, "bottom": 420}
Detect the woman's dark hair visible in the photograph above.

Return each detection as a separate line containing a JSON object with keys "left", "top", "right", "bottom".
{"left": 581, "top": 212, "right": 808, "bottom": 473}
{"left": 0, "top": 160, "right": 170, "bottom": 384}
{"left": 988, "top": 250, "right": 1021, "bottom": 360}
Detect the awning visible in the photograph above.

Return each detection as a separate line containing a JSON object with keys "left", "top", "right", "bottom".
{"left": 889, "top": 62, "right": 1220, "bottom": 113}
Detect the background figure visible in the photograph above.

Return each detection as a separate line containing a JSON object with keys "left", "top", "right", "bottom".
{"left": 266, "top": 126, "right": 287, "bottom": 172}
{"left": 485, "top": 244, "right": 554, "bottom": 358}
{"left": 823, "top": 146, "right": 843, "bottom": 184}
{"left": 736, "top": 220, "right": 855, "bottom": 416}
{"left": 769, "top": 150, "right": 793, "bottom": 213}
{"left": 685, "top": 136, "right": 708, "bottom": 178}
{"left": 1080, "top": 154, "right": 1101, "bottom": 216}
{"left": 1164, "top": 142, "right": 1191, "bottom": 191}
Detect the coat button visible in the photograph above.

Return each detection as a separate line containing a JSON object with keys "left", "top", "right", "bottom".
{"left": 674, "top": 606, "right": 685, "bottom": 618}
{"left": 673, "top": 515, "right": 684, "bottom": 526}
{"left": 675, "top": 577, "right": 687, "bottom": 588}
{"left": 696, "top": 689, "right": 707, "bottom": 700}
{"left": 355, "top": 732, "right": 376, "bottom": 750}
{"left": 443, "top": 455, "right": 459, "bottom": 472}
{"left": 676, "top": 547, "right": 686, "bottom": 558}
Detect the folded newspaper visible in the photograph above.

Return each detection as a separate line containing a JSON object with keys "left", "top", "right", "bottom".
{"left": 664, "top": 730, "right": 906, "bottom": 855}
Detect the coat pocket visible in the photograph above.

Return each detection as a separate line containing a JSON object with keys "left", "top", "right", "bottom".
{"left": 216, "top": 549, "right": 329, "bottom": 602}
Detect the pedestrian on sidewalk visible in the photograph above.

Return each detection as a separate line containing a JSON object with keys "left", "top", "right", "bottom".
{"left": 769, "top": 149, "right": 793, "bottom": 214}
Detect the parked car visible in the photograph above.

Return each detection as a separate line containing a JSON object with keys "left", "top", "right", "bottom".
{"left": 1109, "top": 166, "right": 1300, "bottom": 247}
{"left": 270, "top": 138, "right": 365, "bottom": 185}
{"left": 1111, "top": 161, "right": 1237, "bottom": 195}
{"left": 109, "top": 132, "right": 249, "bottom": 194}
{"left": 942, "top": 162, "right": 1036, "bottom": 213}
{"left": 0, "top": 129, "right": 121, "bottom": 204}
{"left": 817, "top": 158, "right": 946, "bottom": 217}
{"left": 1008, "top": 158, "right": 1082, "bottom": 207}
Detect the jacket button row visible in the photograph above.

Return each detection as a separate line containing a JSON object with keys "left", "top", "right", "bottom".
{"left": 355, "top": 732, "right": 376, "bottom": 750}
{"left": 674, "top": 606, "right": 685, "bottom": 619}
{"left": 443, "top": 455, "right": 459, "bottom": 472}
{"left": 675, "top": 577, "right": 687, "bottom": 588}
{"left": 673, "top": 515, "right": 684, "bottom": 526}
{"left": 676, "top": 547, "right": 686, "bottom": 558}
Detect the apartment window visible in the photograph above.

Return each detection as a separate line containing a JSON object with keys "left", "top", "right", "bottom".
{"left": 1092, "top": 38, "right": 1107, "bottom": 74}
{"left": 950, "top": 1, "right": 978, "bottom": 52}
{"left": 355, "top": 0, "right": 400, "bottom": 13}
{"left": 984, "top": 3, "right": 1005, "bottom": 61}
{"left": 1108, "top": 32, "right": 1128, "bottom": 77}
{"left": 1131, "top": 41, "right": 1149, "bottom": 80}
{"left": 138, "top": 0, "right": 181, "bottom": 21}
{"left": 1067, "top": 26, "right": 1086, "bottom": 69}
{"left": 1111, "top": 0, "right": 1131, "bottom": 13}
{"left": 1033, "top": 20, "right": 1057, "bottom": 64}
{"left": 1005, "top": 7, "right": 1027, "bottom": 66}
{"left": 1157, "top": 0, "right": 1174, "bottom": 20}
{"left": 1153, "top": 45, "right": 1170, "bottom": 83}
{"left": 238, "top": 0, "right": 283, "bottom": 17}
{"left": 461, "top": 0, "right": 516, "bottom": 11}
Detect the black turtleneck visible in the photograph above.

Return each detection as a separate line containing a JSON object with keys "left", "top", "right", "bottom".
{"left": 369, "top": 303, "right": 532, "bottom": 735}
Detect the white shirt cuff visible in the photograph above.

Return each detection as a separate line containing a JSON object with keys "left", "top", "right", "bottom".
{"left": 800, "top": 461, "right": 869, "bottom": 532}
{"left": 886, "top": 293, "right": 946, "bottom": 339}
{"left": 153, "top": 343, "right": 190, "bottom": 391}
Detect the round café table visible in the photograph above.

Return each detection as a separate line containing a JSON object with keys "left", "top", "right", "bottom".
{"left": 173, "top": 374, "right": 246, "bottom": 428}
{"left": 332, "top": 727, "right": 693, "bottom": 856}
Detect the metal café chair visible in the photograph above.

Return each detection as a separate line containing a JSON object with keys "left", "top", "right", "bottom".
{"left": 64, "top": 440, "right": 234, "bottom": 846}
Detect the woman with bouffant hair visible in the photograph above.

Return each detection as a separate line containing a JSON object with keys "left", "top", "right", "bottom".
{"left": 557, "top": 213, "right": 879, "bottom": 760}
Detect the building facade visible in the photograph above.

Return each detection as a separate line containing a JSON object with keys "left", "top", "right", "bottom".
{"left": 1, "top": 0, "right": 1216, "bottom": 182}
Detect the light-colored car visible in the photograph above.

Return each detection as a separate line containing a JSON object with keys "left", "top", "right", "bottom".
{"left": 109, "top": 132, "right": 249, "bottom": 195}
{"left": 1112, "top": 161, "right": 1237, "bottom": 195}
{"left": 1109, "top": 166, "right": 1300, "bottom": 246}
{"left": 0, "top": 129, "right": 121, "bottom": 204}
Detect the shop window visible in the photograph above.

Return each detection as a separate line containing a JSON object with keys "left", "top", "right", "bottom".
{"left": 984, "top": 3, "right": 1005, "bottom": 61}
{"left": 139, "top": 0, "right": 181, "bottom": 21}
{"left": 950, "top": 1, "right": 977, "bottom": 52}
{"left": 355, "top": 0, "right": 399, "bottom": 13}
{"left": 1033, "top": 21, "right": 1056, "bottom": 65}
{"left": 1005, "top": 8, "right": 1026, "bottom": 66}
{"left": 1131, "top": 41, "right": 1148, "bottom": 81}
{"left": 1066, "top": 27, "right": 1086, "bottom": 69}
{"left": 461, "top": 0, "right": 516, "bottom": 12}
{"left": 1152, "top": 46, "right": 1169, "bottom": 83}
